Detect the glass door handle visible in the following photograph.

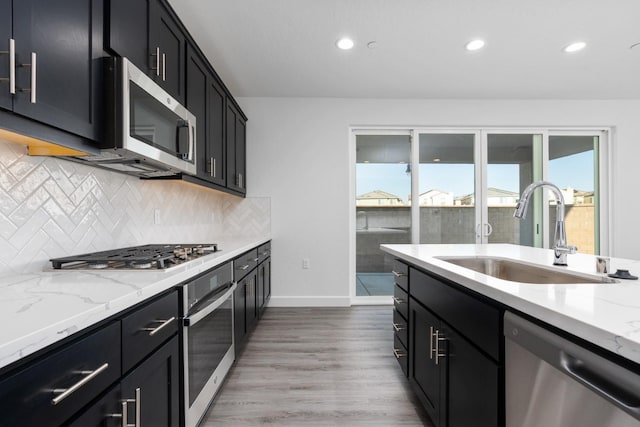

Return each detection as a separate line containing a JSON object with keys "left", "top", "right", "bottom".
{"left": 484, "top": 223, "right": 493, "bottom": 237}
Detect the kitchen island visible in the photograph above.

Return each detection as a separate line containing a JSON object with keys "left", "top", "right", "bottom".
{"left": 382, "top": 243, "right": 640, "bottom": 427}
{"left": 381, "top": 243, "right": 640, "bottom": 364}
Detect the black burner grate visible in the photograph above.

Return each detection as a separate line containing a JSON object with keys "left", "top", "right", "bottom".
{"left": 50, "top": 244, "right": 218, "bottom": 270}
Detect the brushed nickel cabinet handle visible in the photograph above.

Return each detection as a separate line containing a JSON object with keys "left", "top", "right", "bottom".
{"left": 392, "top": 322, "right": 405, "bottom": 332}
{"left": 393, "top": 348, "right": 406, "bottom": 359}
{"left": 19, "top": 52, "right": 36, "bottom": 103}
{"left": 51, "top": 362, "right": 109, "bottom": 405}
{"left": 0, "top": 38, "right": 15, "bottom": 94}
{"left": 151, "top": 46, "right": 160, "bottom": 76}
{"left": 161, "top": 52, "right": 166, "bottom": 81}
{"left": 392, "top": 296, "right": 404, "bottom": 304}
{"left": 121, "top": 387, "right": 140, "bottom": 427}
{"left": 238, "top": 264, "right": 250, "bottom": 271}
{"left": 392, "top": 270, "right": 406, "bottom": 277}
{"left": 429, "top": 326, "right": 434, "bottom": 360}
{"left": 141, "top": 316, "right": 175, "bottom": 336}
{"left": 434, "top": 330, "right": 447, "bottom": 365}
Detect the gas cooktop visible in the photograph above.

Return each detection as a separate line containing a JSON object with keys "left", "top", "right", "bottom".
{"left": 50, "top": 244, "right": 219, "bottom": 270}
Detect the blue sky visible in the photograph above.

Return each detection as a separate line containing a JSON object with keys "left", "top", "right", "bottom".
{"left": 356, "top": 151, "right": 595, "bottom": 203}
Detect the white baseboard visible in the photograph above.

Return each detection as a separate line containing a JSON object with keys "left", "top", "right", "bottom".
{"left": 267, "top": 296, "right": 351, "bottom": 307}
{"left": 350, "top": 296, "right": 393, "bottom": 306}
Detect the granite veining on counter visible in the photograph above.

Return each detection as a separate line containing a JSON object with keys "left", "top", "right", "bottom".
{"left": 0, "top": 236, "right": 270, "bottom": 371}
{"left": 381, "top": 244, "right": 640, "bottom": 365}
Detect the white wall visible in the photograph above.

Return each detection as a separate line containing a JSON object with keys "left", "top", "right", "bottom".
{"left": 240, "top": 97, "right": 640, "bottom": 306}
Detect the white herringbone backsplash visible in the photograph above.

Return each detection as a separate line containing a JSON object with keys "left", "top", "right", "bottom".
{"left": 0, "top": 139, "right": 270, "bottom": 277}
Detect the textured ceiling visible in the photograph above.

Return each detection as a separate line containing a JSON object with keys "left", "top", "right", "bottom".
{"left": 168, "top": 0, "right": 640, "bottom": 99}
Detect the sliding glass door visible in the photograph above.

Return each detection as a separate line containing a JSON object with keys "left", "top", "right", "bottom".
{"left": 355, "top": 133, "right": 411, "bottom": 297}
{"left": 352, "top": 128, "right": 608, "bottom": 301}
{"left": 418, "top": 132, "right": 478, "bottom": 244}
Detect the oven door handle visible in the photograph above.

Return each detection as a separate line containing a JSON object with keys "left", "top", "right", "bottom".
{"left": 183, "top": 283, "right": 236, "bottom": 327}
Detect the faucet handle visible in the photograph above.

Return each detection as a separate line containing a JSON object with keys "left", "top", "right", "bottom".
{"left": 556, "top": 245, "right": 578, "bottom": 255}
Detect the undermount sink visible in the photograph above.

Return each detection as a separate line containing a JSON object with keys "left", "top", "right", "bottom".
{"left": 436, "top": 256, "right": 616, "bottom": 284}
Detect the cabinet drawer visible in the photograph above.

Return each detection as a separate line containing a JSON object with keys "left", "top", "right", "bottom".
{"left": 258, "top": 241, "right": 271, "bottom": 264}
{"left": 235, "top": 248, "right": 258, "bottom": 281}
{"left": 122, "top": 290, "right": 179, "bottom": 373}
{"left": 0, "top": 322, "right": 121, "bottom": 427}
{"left": 410, "top": 268, "right": 502, "bottom": 361}
{"left": 393, "top": 334, "right": 408, "bottom": 377}
{"left": 393, "top": 285, "right": 409, "bottom": 320}
{"left": 392, "top": 259, "right": 409, "bottom": 292}
{"left": 393, "top": 309, "right": 408, "bottom": 348}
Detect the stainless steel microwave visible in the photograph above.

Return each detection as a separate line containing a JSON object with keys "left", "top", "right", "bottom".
{"left": 67, "top": 57, "right": 196, "bottom": 177}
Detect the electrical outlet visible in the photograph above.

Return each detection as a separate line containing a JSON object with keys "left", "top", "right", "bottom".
{"left": 154, "top": 208, "right": 161, "bottom": 225}
{"left": 302, "top": 258, "right": 310, "bottom": 269}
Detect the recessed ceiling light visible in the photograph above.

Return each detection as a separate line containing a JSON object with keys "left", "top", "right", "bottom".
{"left": 465, "top": 39, "right": 485, "bottom": 51}
{"left": 336, "top": 38, "right": 354, "bottom": 50}
{"left": 630, "top": 42, "right": 640, "bottom": 50}
{"left": 367, "top": 41, "right": 378, "bottom": 49}
{"left": 563, "top": 41, "right": 586, "bottom": 53}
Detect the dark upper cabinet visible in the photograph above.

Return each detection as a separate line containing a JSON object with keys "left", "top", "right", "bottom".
{"left": 2, "top": 0, "right": 104, "bottom": 141}
{"left": 106, "top": 0, "right": 150, "bottom": 72}
{"left": 0, "top": 0, "right": 11, "bottom": 111}
{"left": 186, "top": 44, "right": 226, "bottom": 186}
{"left": 226, "top": 100, "right": 247, "bottom": 194}
{"left": 107, "top": 0, "right": 185, "bottom": 103}
{"left": 148, "top": 0, "right": 186, "bottom": 104}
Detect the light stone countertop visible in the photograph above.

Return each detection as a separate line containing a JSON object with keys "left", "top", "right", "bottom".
{"left": 0, "top": 236, "right": 270, "bottom": 371}
{"left": 380, "top": 243, "right": 640, "bottom": 365}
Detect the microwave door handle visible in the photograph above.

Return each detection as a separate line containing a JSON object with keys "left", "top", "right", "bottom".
{"left": 188, "top": 119, "right": 195, "bottom": 161}
{"left": 176, "top": 119, "right": 190, "bottom": 159}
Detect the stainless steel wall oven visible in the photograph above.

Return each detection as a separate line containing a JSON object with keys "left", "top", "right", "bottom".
{"left": 181, "top": 261, "right": 235, "bottom": 427}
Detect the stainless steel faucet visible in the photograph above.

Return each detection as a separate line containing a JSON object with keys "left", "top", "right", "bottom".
{"left": 513, "top": 181, "right": 577, "bottom": 266}
{"left": 356, "top": 210, "right": 369, "bottom": 230}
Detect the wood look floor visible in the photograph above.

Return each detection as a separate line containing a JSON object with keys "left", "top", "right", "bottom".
{"left": 201, "top": 306, "right": 433, "bottom": 426}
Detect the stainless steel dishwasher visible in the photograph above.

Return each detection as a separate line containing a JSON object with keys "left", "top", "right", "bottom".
{"left": 504, "top": 311, "right": 640, "bottom": 427}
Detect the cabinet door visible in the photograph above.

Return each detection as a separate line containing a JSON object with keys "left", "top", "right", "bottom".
{"left": 149, "top": 0, "right": 185, "bottom": 103}
{"left": 120, "top": 336, "right": 180, "bottom": 427}
{"left": 257, "top": 262, "right": 265, "bottom": 315}
{"left": 245, "top": 270, "right": 258, "bottom": 332}
{"left": 264, "top": 258, "right": 271, "bottom": 301}
{"left": 207, "top": 76, "right": 226, "bottom": 186}
{"left": 442, "top": 324, "right": 501, "bottom": 427}
{"left": 12, "top": 0, "right": 104, "bottom": 140}
{"left": 186, "top": 45, "right": 209, "bottom": 180}
{"left": 226, "top": 101, "right": 247, "bottom": 194}
{"left": 106, "top": 0, "right": 150, "bottom": 72}
{"left": 409, "top": 300, "right": 443, "bottom": 427}
{"left": 66, "top": 385, "right": 122, "bottom": 427}
{"left": 233, "top": 281, "right": 246, "bottom": 357}
{"left": 0, "top": 0, "right": 11, "bottom": 111}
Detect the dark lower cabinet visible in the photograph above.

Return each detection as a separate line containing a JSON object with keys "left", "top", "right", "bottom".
{"left": 409, "top": 300, "right": 444, "bottom": 426}
{"left": 120, "top": 336, "right": 180, "bottom": 427}
{"left": 395, "top": 263, "right": 505, "bottom": 427}
{"left": 68, "top": 336, "right": 180, "bottom": 427}
{"left": 244, "top": 270, "right": 258, "bottom": 335}
{"left": 258, "top": 257, "right": 271, "bottom": 316}
{"left": 66, "top": 385, "right": 121, "bottom": 427}
{"left": 234, "top": 270, "right": 258, "bottom": 356}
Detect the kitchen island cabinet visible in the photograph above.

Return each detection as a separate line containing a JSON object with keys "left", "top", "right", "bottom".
{"left": 406, "top": 267, "right": 503, "bottom": 427}
{"left": 382, "top": 243, "right": 640, "bottom": 427}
